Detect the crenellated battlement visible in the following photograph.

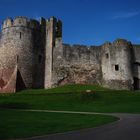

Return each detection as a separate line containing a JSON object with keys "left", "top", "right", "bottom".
{"left": 102, "top": 41, "right": 112, "bottom": 49}
{"left": 102, "top": 39, "right": 132, "bottom": 50}
{"left": 13, "top": 16, "right": 28, "bottom": 27}
{"left": 29, "top": 19, "right": 40, "bottom": 29}
{"left": 0, "top": 15, "right": 139, "bottom": 93}
{"left": 1, "top": 16, "right": 62, "bottom": 34}
{"left": 113, "top": 39, "right": 132, "bottom": 47}
{"left": 1, "top": 16, "right": 42, "bottom": 30}
{"left": 46, "top": 17, "right": 62, "bottom": 37}
{"left": 2, "top": 17, "right": 29, "bottom": 30}
{"left": 2, "top": 17, "right": 13, "bottom": 29}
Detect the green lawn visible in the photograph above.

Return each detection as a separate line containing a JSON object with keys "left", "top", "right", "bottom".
{"left": 0, "top": 84, "right": 140, "bottom": 113}
{"left": 0, "top": 109, "right": 118, "bottom": 140}
{"left": 0, "top": 84, "right": 139, "bottom": 139}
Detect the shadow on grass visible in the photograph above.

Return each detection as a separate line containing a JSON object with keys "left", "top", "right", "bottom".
{"left": 0, "top": 102, "right": 31, "bottom": 109}
{"left": 80, "top": 91, "right": 101, "bottom": 102}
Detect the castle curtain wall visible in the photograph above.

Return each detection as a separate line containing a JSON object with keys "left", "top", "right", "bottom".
{"left": 0, "top": 16, "right": 140, "bottom": 93}
{"left": 52, "top": 44, "right": 102, "bottom": 86}
{"left": 133, "top": 46, "right": 140, "bottom": 89}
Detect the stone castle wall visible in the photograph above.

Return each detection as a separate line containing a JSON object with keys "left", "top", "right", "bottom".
{"left": 32, "top": 19, "right": 45, "bottom": 88}
{"left": 0, "top": 16, "right": 140, "bottom": 92}
{"left": 132, "top": 45, "right": 140, "bottom": 89}
{"left": 0, "top": 17, "right": 35, "bottom": 91}
{"left": 0, "top": 17, "right": 46, "bottom": 92}
{"left": 52, "top": 43, "right": 102, "bottom": 86}
{"left": 44, "top": 17, "right": 62, "bottom": 88}
{"left": 52, "top": 40, "right": 140, "bottom": 90}
{"left": 101, "top": 39, "right": 134, "bottom": 90}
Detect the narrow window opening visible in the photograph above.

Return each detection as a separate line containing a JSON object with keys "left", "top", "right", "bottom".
{"left": 115, "top": 65, "right": 119, "bottom": 71}
{"left": 105, "top": 53, "right": 109, "bottom": 59}
{"left": 20, "top": 32, "right": 22, "bottom": 39}
{"left": 16, "top": 55, "right": 19, "bottom": 63}
{"left": 38, "top": 55, "right": 42, "bottom": 63}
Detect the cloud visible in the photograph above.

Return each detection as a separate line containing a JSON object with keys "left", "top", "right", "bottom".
{"left": 112, "top": 11, "right": 139, "bottom": 19}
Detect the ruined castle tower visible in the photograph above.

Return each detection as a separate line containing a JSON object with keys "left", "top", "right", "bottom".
{"left": 44, "top": 17, "right": 62, "bottom": 88}
{"left": 101, "top": 39, "right": 134, "bottom": 90}
{"left": 0, "top": 17, "right": 35, "bottom": 92}
{"left": 0, "top": 16, "right": 62, "bottom": 93}
{"left": 0, "top": 16, "right": 140, "bottom": 93}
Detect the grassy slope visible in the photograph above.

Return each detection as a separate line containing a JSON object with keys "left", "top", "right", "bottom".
{"left": 0, "top": 109, "right": 117, "bottom": 140}
{"left": 0, "top": 84, "right": 140, "bottom": 113}
{"left": 1, "top": 84, "right": 139, "bottom": 139}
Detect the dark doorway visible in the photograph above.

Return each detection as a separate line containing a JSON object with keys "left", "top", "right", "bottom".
{"left": 16, "top": 70, "right": 26, "bottom": 92}
{"left": 133, "top": 77, "right": 140, "bottom": 90}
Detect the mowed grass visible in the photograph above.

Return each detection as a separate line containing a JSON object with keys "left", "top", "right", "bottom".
{"left": 0, "top": 109, "right": 118, "bottom": 140}
{"left": 0, "top": 84, "right": 140, "bottom": 113}
{"left": 0, "top": 84, "right": 139, "bottom": 139}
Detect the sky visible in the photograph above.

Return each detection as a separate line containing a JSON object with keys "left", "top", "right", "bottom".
{"left": 0, "top": 0, "right": 140, "bottom": 45}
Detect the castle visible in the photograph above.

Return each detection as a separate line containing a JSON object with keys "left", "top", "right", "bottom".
{"left": 0, "top": 16, "right": 140, "bottom": 93}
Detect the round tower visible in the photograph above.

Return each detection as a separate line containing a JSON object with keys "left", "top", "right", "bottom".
{"left": 101, "top": 39, "right": 133, "bottom": 90}
{"left": 0, "top": 16, "right": 38, "bottom": 90}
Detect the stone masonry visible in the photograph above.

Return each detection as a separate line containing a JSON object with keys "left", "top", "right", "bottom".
{"left": 0, "top": 16, "right": 140, "bottom": 93}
